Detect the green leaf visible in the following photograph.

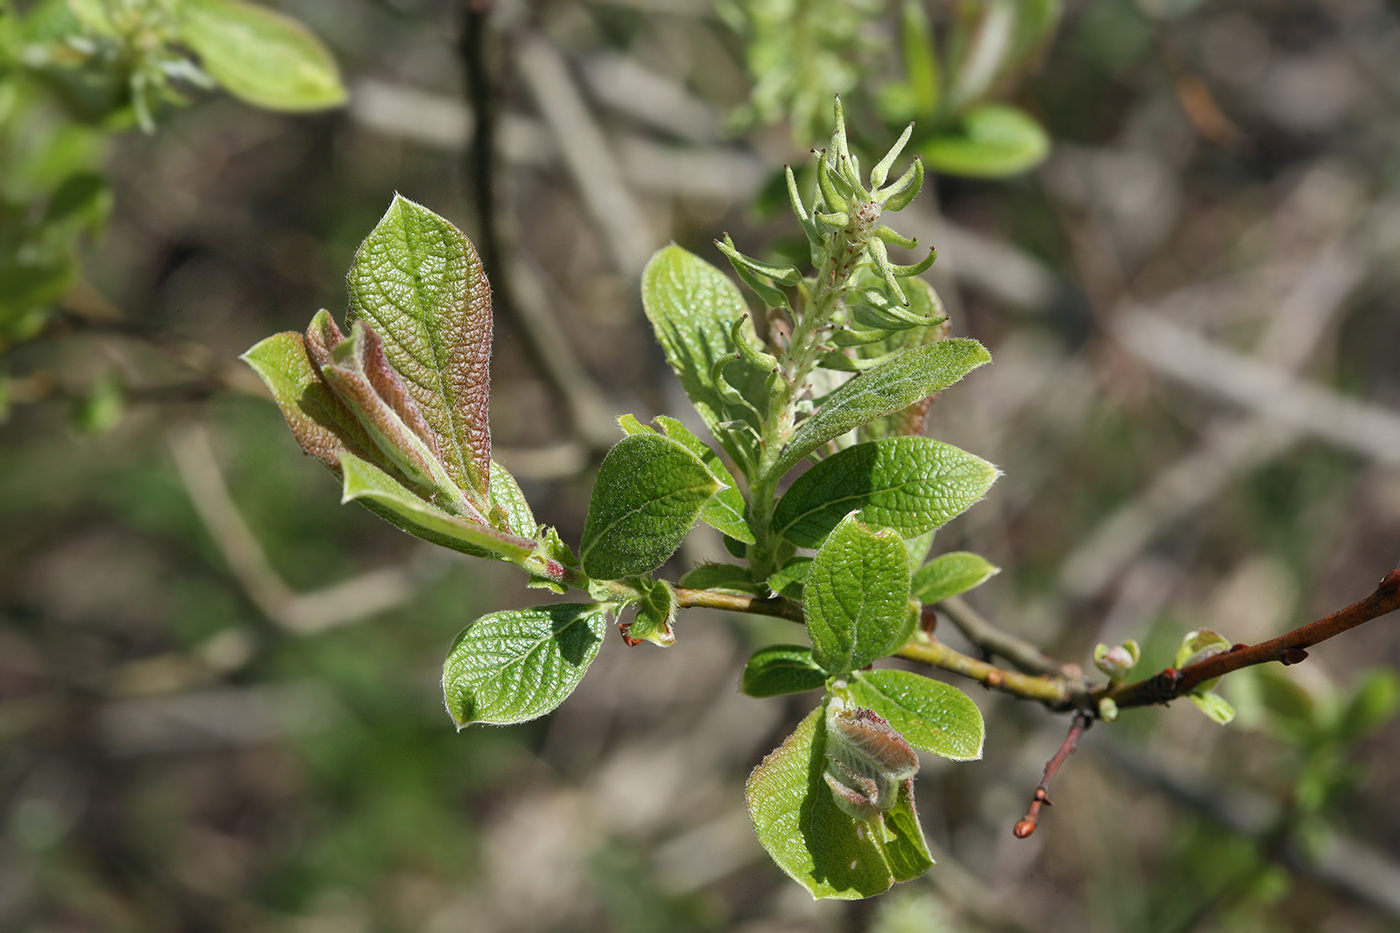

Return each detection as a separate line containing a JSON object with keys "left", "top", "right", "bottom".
{"left": 848, "top": 670, "right": 984, "bottom": 760}
{"left": 921, "top": 104, "right": 1049, "bottom": 178}
{"left": 904, "top": 529, "right": 936, "bottom": 570}
{"left": 774, "top": 438, "right": 1000, "bottom": 550}
{"left": 487, "top": 460, "right": 537, "bottom": 538}
{"left": 640, "top": 246, "right": 770, "bottom": 471}
{"left": 772, "top": 339, "right": 991, "bottom": 479}
{"left": 678, "top": 563, "right": 762, "bottom": 595}
{"left": 768, "top": 557, "right": 813, "bottom": 600}
{"left": 346, "top": 196, "right": 493, "bottom": 510}
{"left": 240, "top": 330, "right": 384, "bottom": 474}
{"left": 627, "top": 578, "right": 678, "bottom": 647}
{"left": 579, "top": 432, "right": 721, "bottom": 579}
{"left": 312, "top": 314, "right": 473, "bottom": 517}
{"left": 805, "top": 513, "right": 913, "bottom": 674}
{"left": 911, "top": 552, "right": 1000, "bottom": 603}
{"left": 1189, "top": 691, "right": 1236, "bottom": 726}
{"left": 179, "top": 0, "right": 347, "bottom": 111}
{"left": 339, "top": 452, "right": 533, "bottom": 562}
{"left": 654, "top": 415, "right": 755, "bottom": 544}
{"left": 443, "top": 604, "right": 608, "bottom": 727}
{"left": 745, "top": 705, "right": 933, "bottom": 900}
{"left": 743, "top": 645, "right": 828, "bottom": 698}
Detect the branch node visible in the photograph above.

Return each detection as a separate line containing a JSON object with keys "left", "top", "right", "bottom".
{"left": 1280, "top": 646, "right": 1309, "bottom": 666}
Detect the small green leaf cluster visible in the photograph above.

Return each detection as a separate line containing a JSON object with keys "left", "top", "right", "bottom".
{"left": 0, "top": 0, "right": 345, "bottom": 397}
{"left": 722, "top": 0, "right": 1058, "bottom": 177}
{"left": 243, "top": 104, "right": 1003, "bottom": 898}
{"left": 1175, "top": 628, "right": 1236, "bottom": 725}
{"left": 47, "top": 0, "right": 344, "bottom": 130}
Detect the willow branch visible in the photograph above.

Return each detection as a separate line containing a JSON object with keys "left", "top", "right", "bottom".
{"left": 937, "top": 595, "right": 1073, "bottom": 678}
{"left": 674, "top": 588, "right": 1090, "bottom": 706}
{"left": 1013, "top": 711, "right": 1092, "bottom": 839}
{"left": 897, "top": 634, "right": 1086, "bottom": 708}
{"left": 673, "top": 587, "right": 804, "bottom": 624}
{"left": 1102, "top": 568, "right": 1400, "bottom": 710}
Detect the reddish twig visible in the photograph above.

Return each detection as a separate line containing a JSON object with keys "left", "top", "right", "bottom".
{"left": 1102, "top": 569, "right": 1400, "bottom": 711}
{"left": 1014, "top": 710, "right": 1093, "bottom": 838}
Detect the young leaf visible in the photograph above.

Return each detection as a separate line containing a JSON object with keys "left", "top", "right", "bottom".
{"left": 921, "top": 104, "right": 1050, "bottom": 178}
{"left": 911, "top": 552, "right": 1000, "bottom": 604}
{"left": 773, "top": 438, "right": 1000, "bottom": 549}
{"left": 768, "top": 557, "right": 813, "bottom": 600}
{"left": 640, "top": 246, "right": 770, "bottom": 471}
{"left": 743, "top": 645, "right": 828, "bottom": 698}
{"left": 339, "top": 452, "right": 533, "bottom": 562}
{"left": 848, "top": 669, "right": 985, "bottom": 760}
{"left": 822, "top": 703, "right": 920, "bottom": 823}
{"left": 627, "top": 578, "right": 678, "bottom": 647}
{"left": 488, "top": 461, "right": 537, "bottom": 537}
{"left": 443, "top": 604, "right": 608, "bottom": 727}
{"left": 805, "top": 513, "right": 913, "bottom": 675}
{"left": 314, "top": 316, "right": 472, "bottom": 516}
{"left": 654, "top": 415, "right": 755, "bottom": 544}
{"left": 745, "top": 704, "right": 932, "bottom": 900}
{"left": 241, "top": 330, "right": 381, "bottom": 473}
{"left": 346, "top": 195, "right": 493, "bottom": 510}
{"left": 579, "top": 432, "right": 721, "bottom": 580}
{"left": 771, "top": 339, "right": 991, "bottom": 479}
{"left": 179, "top": 0, "right": 347, "bottom": 111}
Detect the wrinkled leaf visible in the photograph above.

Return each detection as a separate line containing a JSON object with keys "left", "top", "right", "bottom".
{"left": 580, "top": 432, "right": 721, "bottom": 579}
{"left": 848, "top": 669, "right": 984, "bottom": 760}
{"left": 805, "top": 513, "right": 913, "bottom": 674}
{"left": 743, "top": 645, "right": 828, "bottom": 698}
{"left": 240, "top": 330, "right": 384, "bottom": 473}
{"left": 774, "top": 438, "right": 1000, "bottom": 549}
{"left": 443, "top": 604, "right": 608, "bottom": 727}
{"left": 746, "top": 705, "right": 932, "bottom": 900}
{"left": 911, "top": 551, "right": 1000, "bottom": 604}
{"left": 773, "top": 339, "right": 990, "bottom": 479}
{"left": 347, "top": 195, "right": 493, "bottom": 509}
{"left": 180, "top": 0, "right": 347, "bottom": 111}
{"left": 313, "top": 314, "right": 472, "bottom": 516}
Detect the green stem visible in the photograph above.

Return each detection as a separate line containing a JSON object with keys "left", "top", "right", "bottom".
{"left": 745, "top": 222, "right": 871, "bottom": 578}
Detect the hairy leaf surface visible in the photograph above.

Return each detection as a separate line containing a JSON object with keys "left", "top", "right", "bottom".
{"left": 772, "top": 339, "right": 990, "bottom": 478}
{"left": 339, "top": 452, "right": 532, "bottom": 561}
{"left": 805, "top": 514, "right": 913, "bottom": 674}
{"left": 580, "top": 432, "right": 721, "bottom": 579}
